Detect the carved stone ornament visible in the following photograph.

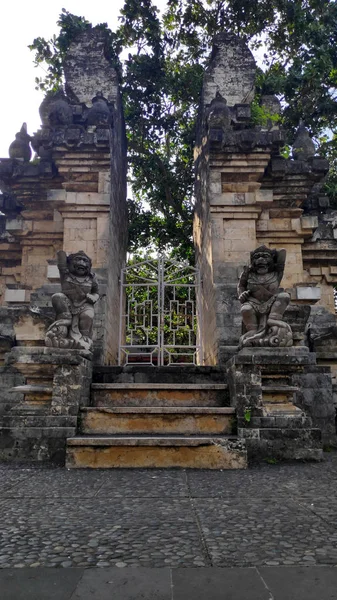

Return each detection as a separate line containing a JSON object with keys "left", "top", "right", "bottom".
{"left": 8, "top": 123, "right": 31, "bottom": 162}
{"left": 237, "top": 246, "right": 293, "bottom": 348}
{"left": 45, "top": 251, "right": 99, "bottom": 351}
{"left": 292, "top": 122, "right": 315, "bottom": 161}
{"left": 206, "top": 92, "right": 231, "bottom": 130}
{"left": 87, "top": 92, "right": 112, "bottom": 126}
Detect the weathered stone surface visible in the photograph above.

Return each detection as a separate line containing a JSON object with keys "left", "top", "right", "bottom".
{"left": 91, "top": 383, "right": 229, "bottom": 408}
{"left": 0, "top": 347, "right": 92, "bottom": 463}
{"left": 194, "top": 33, "right": 336, "bottom": 367}
{"left": 226, "top": 347, "right": 335, "bottom": 460}
{"left": 203, "top": 33, "right": 256, "bottom": 107}
{"left": 66, "top": 437, "right": 247, "bottom": 469}
{"left": 63, "top": 28, "right": 119, "bottom": 106}
{"left": 80, "top": 406, "right": 235, "bottom": 435}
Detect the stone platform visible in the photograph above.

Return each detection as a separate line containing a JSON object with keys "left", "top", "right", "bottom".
{"left": 227, "top": 347, "right": 336, "bottom": 461}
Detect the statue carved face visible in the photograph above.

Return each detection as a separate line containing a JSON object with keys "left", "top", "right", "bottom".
{"left": 68, "top": 252, "right": 91, "bottom": 277}
{"left": 251, "top": 249, "right": 274, "bottom": 275}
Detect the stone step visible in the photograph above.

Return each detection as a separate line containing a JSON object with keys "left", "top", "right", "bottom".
{"left": 262, "top": 386, "right": 299, "bottom": 394}
{"left": 92, "top": 365, "right": 227, "bottom": 385}
{"left": 250, "top": 415, "right": 312, "bottom": 428}
{"left": 66, "top": 435, "right": 247, "bottom": 469}
{"left": 80, "top": 406, "right": 235, "bottom": 435}
{"left": 91, "top": 383, "right": 229, "bottom": 408}
{"left": 262, "top": 402, "right": 304, "bottom": 416}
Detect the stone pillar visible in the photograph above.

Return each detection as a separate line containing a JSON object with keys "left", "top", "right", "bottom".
{"left": 194, "top": 33, "right": 330, "bottom": 365}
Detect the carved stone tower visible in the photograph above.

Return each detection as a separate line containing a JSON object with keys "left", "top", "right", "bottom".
{"left": 0, "top": 28, "right": 128, "bottom": 365}
{"left": 194, "top": 33, "right": 332, "bottom": 365}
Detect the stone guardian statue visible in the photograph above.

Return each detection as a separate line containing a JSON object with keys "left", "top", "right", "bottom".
{"left": 45, "top": 251, "right": 99, "bottom": 351}
{"left": 237, "top": 246, "right": 293, "bottom": 348}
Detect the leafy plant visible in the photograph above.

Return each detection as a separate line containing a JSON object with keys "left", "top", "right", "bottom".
{"left": 244, "top": 407, "right": 252, "bottom": 423}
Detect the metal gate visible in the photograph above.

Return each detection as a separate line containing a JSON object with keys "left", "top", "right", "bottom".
{"left": 118, "top": 257, "right": 202, "bottom": 366}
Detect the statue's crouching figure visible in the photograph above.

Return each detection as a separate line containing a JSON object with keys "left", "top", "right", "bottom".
{"left": 45, "top": 250, "right": 99, "bottom": 351}
{"left": 238, "top": 246, "right": 293, "bottom": 348}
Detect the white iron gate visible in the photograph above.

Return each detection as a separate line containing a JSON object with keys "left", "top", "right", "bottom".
{"left": 118, "top": 257, "right": 202, "bottom": 366}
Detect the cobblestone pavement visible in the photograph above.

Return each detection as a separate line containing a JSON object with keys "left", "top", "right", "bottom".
{"left": 1, "top": 453, "right": 337, "bottom": 569}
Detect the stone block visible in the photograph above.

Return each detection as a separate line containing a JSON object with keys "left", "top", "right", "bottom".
{"left": 301, "top": 215, "right": 318, "bottom": 229}
{"left": 296, "top": 286, "right": 321, "bottom": 300}
{"left": 6, "top": 218, "right": 23, "bottom": 231}
{"left": 47, "top": 265, "right": 60, "bottom": 280}
{"left": 5, "top": 289, "right": 27, "bottom": 303}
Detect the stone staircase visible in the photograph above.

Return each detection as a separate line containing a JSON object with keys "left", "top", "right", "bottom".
{"left": 66, "top": 367, "right": 247, "bottom": 469}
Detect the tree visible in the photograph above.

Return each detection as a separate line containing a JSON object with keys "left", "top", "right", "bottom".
{"left": 29, "top": 2, "right": 337, "bottom": 260}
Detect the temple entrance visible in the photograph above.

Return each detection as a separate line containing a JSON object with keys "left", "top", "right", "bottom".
{"left": 118, "top": 256, "right": 202, "bottom": 366}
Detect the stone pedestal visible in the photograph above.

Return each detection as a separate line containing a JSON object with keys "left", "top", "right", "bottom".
{"left": 0, "top": 347, "right": 92, "bottom": 463}
{"left": 227, "top": 347, "right": 336, "bottom": 461}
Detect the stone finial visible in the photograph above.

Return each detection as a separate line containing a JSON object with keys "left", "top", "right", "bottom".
{"left": 8, "top": 123, "right": 31, "bottom": 162}
{"left": 63, "top": 28, "right": 119, "bottom": 106}
{"left": 292, "top": 122, "right": 315, "bottom": 161}
{"left": 87, "top": 93, "right": 112, "bottom": 126}
{"left": 237, "top": 246, "right": 293, "bottom": 348}
{"left": 206, "top": 92, "right": 231, "bottom": 130}
{"left": 203, "top": 33, "right": 256, "bottom": 108}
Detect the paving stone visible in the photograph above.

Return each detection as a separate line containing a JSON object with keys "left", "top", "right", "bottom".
{"left": 2, "top": 469, "right": 106, "bottom": 498}
{"left": 172, "top": 567, "right": 270, "bottom": 600}
{"left": 260, "top": 566, "right": 337, "bottom": 600}
{"left": 1, "top": 454, "right": 337, "bottom": 569}
{"left": 71, "top": 567, "right": 171, "bottom": 599}
{"left": 0, "top": 567, "right": 84, "bottom": 600}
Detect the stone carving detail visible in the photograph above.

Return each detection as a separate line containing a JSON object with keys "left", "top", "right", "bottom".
{"left": 87, "top": 93, "right": 112, "bottom": 126}
{"left": 292, "top": 122, "right": 315, "bottom": 161}
{"left": 8, "top": 123, "right": 31, "bottom": 162}
{"left": 238, "top": 246, "right": 293, "bottom": 348}
{"left": 45, "top": 251, "right": 99, "bottom": 351}
{"left": 206, "top": 92, "right": 231, "bottom": 130}
{"left": 48, "top": 96, "right": 73, "bottom": 127}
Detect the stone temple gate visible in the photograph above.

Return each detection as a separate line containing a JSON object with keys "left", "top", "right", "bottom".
{"left": 0, "top": 28, "right": 336, "bottom": 467}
